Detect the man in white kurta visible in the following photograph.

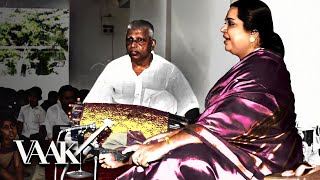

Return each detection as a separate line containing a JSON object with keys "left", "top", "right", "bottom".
{"left": 17, "top": 103, "right": 46, "bottom": 138}
{"left": 84, "top": 53, "right": 198, "bottom": 117}
{"left": 44, "top": 101, "right": 70, "bottom": 139}
{"left": 17, "top": 87, "right": 46, "bottom": 150}
{"left": 43, "top": 85, "right": 77, "bottom": 140}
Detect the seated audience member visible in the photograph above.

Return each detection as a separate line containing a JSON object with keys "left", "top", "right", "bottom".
{"left": 79, "top": 89, "right": 90, "bottom": 102}
{"left": 0, "top": 112, "right": 24, "bottom": 180}
{"left": 84, "top": 20, "right": 200, "bottom": 121}
{"left": 43, "top": 85, "right": 77, "bottom": 140}
{"left": 0, "top": 87, "right": 16, "bottom": 112}
{"left": 41, "top": 91, "right": 58, "bottom": 112}
{"left": 99, "top": 1, "right": 303, "bottom": 179}
{"left": 12, "top": 90, "right": 28, "bottom": 119}
{"left": 17, "top": 87, "right": 46, "bottom": 148}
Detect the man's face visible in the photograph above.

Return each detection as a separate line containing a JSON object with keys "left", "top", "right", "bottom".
{"left": 28, "top": 95, "right": 39, "bottom": 108}
{"left": 126, "top": 28, "right": 155, "bottom": 62}
{"left": 59, "top": 90, "right": 76, "bottom": 110}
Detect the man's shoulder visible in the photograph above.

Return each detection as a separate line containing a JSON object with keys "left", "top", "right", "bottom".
{"left": 47, "top": 103, "right": 60, "bottom": 112}
{"left": 37, "top": 105, "right": 46, "bottom": 112}
{"left": 108, "top": 55, "right": 130, "bottom": 66}
{"left": 153, "top": 54, "right": 178, "bottom": 73}
{"left": 153, "top": 54, "right": 174, "bottom": 65}
{"left": 20, "top": 104, "right": 30, "bottom": 111}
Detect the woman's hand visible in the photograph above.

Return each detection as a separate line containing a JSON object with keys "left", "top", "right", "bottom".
{"left": 123, "top": 129, "right": 200, "bottom": 167}
{"left": 123, "top": 141, "right": 170, "bottom": 167}
{"left": 99, "top": 153, "right": 131, "bottom": 169}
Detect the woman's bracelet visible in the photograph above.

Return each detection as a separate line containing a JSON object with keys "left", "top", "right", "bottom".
{"left": 164, "top": 136, "right": 172, "bottom": 144}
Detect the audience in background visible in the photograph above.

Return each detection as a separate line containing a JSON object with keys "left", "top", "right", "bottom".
{"left": 0, "top": 87, "right": 16, "bottom": 112}
{"left": 43, "top": 85, "right": 77, "bottom": 140}
{"left": 0, "top": 112, "right": 24, "bottom": 180}
{"left": 17, "top": 86, "right": 46, "bottom": 149}
{"left": 0, "top": 88, "right": 20, "bottom": 121}
{"left": 13, "top": 90, "right": 29, "bottom": 118}
{"left": 79, "top": 89, "right": 90, "bottom": 103}
{"left": 0, "top": 85, "right": 86, "bottom": 145}
{"left": 41, "top": 91, "right": 59, "bottom": 112}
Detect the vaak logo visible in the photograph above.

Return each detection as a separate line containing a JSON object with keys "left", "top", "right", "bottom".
{"left": 14, "top": 140, "right": 80, "bottom": 164}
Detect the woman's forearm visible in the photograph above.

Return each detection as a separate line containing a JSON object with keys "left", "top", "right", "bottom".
{"left": 163, "top": 129, "right": 203, "bottom": 153}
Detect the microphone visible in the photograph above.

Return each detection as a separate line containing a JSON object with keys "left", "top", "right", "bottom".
{"left": 60, "top": 123, "right": 96, "bottom": 133}
{"left": 60, "top": 119, "right": 114, "bottom": 180}
{"left": 73, "top": 119, "right": 114, "bottom": 157}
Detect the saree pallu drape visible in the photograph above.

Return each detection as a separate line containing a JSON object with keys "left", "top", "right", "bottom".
{"left": 117, "top": 49, "right": 303, "bottom": 180}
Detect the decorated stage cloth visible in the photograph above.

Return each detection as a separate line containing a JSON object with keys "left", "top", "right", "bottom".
{"left": 80, "top": 103, "right": 169, "bottom": 159}
{"left": 117, "top": 49, "right": 303, "bottom": 179}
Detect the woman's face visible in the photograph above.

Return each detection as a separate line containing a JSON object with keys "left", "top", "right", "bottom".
{"left": 221, "top": 7, "right": 253, "bottom": 59}
{"left": 0, "top": 120, "right": 17, "bottom": 141}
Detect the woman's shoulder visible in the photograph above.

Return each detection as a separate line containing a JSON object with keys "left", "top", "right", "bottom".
{"left": 240, "top": 49, "right": 291, "bottom": 89}
{"left": 250, "top": 49, "right": 283, "bottom": 65}
{"left": 240, "top": 49, "right": 285, "bottom": 75}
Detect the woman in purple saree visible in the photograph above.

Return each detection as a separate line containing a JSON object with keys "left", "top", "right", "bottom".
{"left": 99, "top": 0, "right": 303, "bottom": 179}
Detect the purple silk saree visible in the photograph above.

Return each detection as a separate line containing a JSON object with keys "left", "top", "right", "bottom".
{"left": 117, "top": 49, "right": 303, "bottom": 180}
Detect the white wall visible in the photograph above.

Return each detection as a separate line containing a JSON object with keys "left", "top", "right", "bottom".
{"left": 262, "top": 0, "right": 320, "bottom": 129}
{"left": 171, "top": 0, "right": 237, "bottom": 110}
{"left": 70, "top": 0, "right": 129, "bottom": 90}
{"left": 130, "top": 0, "right": 167, "bottom": 58}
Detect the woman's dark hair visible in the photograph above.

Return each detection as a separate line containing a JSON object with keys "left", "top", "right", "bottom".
{"left": 231, "top": 0, "right": 284, "bottom": 57}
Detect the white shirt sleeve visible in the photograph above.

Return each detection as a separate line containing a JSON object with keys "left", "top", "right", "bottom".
{"left": 166, "top": 66, "right": 199, "bottom": 116}
{"left": 39, "top": 107, "right": 46, "bottom": 126}
{"left": 44, "top": 107, "right": 56, "bottom": 139}
{"left": 17, "top": 106, "right": 25, "bottom": 122}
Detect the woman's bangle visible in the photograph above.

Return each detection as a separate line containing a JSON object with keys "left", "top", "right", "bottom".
{"left": 164, "top": 136, "right": 172, "bottom": 144}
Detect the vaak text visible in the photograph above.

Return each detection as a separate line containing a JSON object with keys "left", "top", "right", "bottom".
{"left": 14, "top": 140, "right": 80, "bottom": 164}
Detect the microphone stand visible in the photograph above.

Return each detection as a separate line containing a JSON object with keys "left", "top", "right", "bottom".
{"left": 93, "top": 143, "right": 100, "bottom": 180}
{"left": 60, "top": 119, "right": 114, "bottom": 180}
{"left": 66, "top": 130, "right": 93, "bottom": 179}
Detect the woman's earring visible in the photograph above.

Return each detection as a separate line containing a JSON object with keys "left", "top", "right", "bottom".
{"left": 250, "top": 37, "right": 256, "bottom": 43}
